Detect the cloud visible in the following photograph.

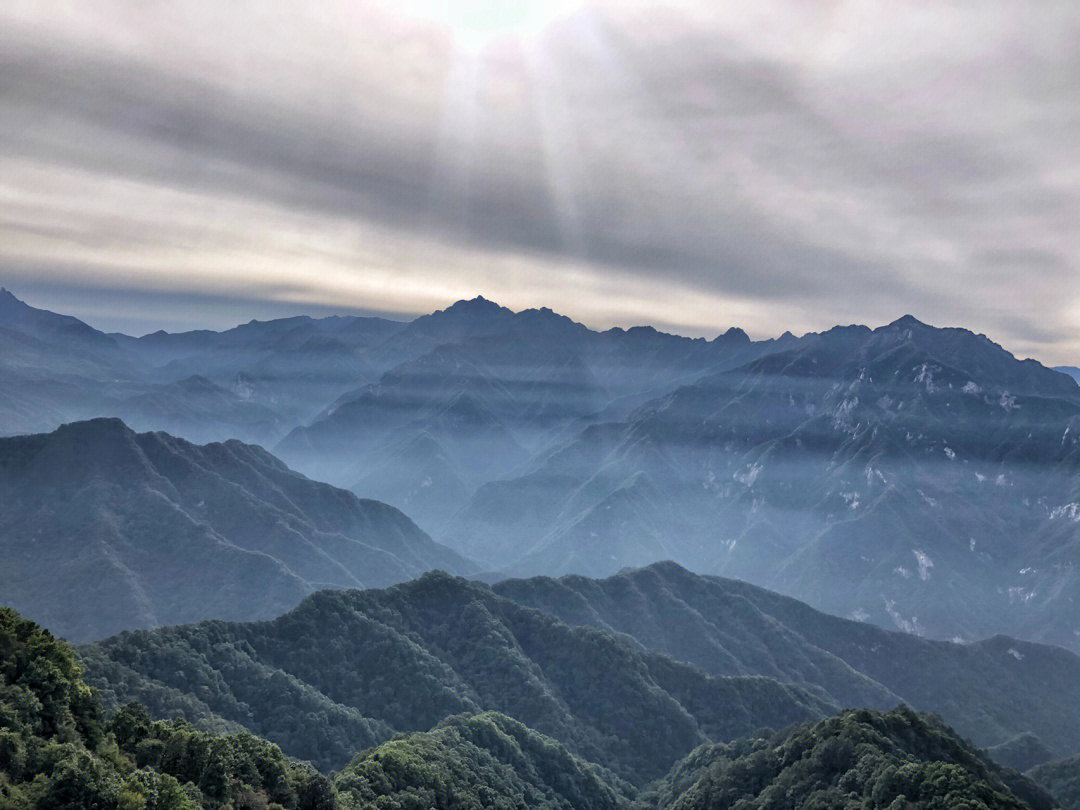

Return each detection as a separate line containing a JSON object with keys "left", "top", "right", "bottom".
{"left": 0, "top": 1, "right": 1078, "bottom": 361}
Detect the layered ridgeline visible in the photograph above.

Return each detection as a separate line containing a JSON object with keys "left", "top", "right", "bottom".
{"left": 0, "top": 289, "right": 754, "bottom": 453}
{"left": 81, "top": 569, "right": 1080, "bottom": 786}
{"left": 0, "top": 288, "right": 405, "bottom": 445}
{"left": 0, "top": 289, "right": 284, "bottom": 445}
{"left": 4, "top": 607, "right": 1058, "bottom": 810}
{"left": 274, "top": 297, "right": 763, "bottom": 530}
{"left": 80, "top": 572, "right": 841, "bottom": 783}
{"left": 448, "top": 314, "right": 1080, "bottom": 650}
{"left": 10, "top": 288, "right": 1080, "bottom": 650}
{"left": 495, "top": 562, "right": 1080, "bottom": 760}
{"left": 0, "top": 418, "right": 472, "bottom": 643}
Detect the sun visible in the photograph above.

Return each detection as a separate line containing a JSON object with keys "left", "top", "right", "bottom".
{"left": 395, "top": 0, "right": 586, "bottom": 53}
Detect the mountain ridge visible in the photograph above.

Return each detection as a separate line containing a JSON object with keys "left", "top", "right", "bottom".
{"left": 0, "top": 417, "right": 474, "bottom": 642}
{"left": 8, "top": 288, "right": 1080, "bottom": 650}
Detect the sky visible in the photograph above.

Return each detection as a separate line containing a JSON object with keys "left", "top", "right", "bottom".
{"left": 1, "top": 1, "right": 1079, "bottom": 362}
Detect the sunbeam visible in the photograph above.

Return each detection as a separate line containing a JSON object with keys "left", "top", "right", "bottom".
{"left": 396, "top": 0, "right": 588, "bottom": 54}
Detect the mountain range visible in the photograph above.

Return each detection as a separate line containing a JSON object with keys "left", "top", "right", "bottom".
{"left": 5, "top": 288, "right": 1080, "bottom": 652}
{"left": 81, "top": 569, "right": 837, "bottom": 783}
{"left": 6, "top": 603, "right": 1065, "bottom": 810}
{"left": 80, "top": 564, "right": 1080, "bottom": 782}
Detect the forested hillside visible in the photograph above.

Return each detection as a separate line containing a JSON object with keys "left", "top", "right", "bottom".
{"left": 82, "top": 573, "right": 834, "bottom": 783}
{"left": 0, "top": 607, "right": 335, "bottom": 810}
{"left": 495, "top": 562, "right": 1080, "bottom": 757}
{"left": 335, "top": 712, "right": 631, "bottom": 810}
{"left": 4, "top": 604, "right": 622, "bottom": 810}
{"left": 79, "top": 567, "right": 1080, "bottom": 792}
{"left": 635, "top": 707, "right": 1056, "bottom": 810}
{"left": 3, "top": 606, "right": 1067, "bottom": 810}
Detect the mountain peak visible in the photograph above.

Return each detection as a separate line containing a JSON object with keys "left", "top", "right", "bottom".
{"left": 54, "top": 415, "right": 133, "bottom": 437}
{"left": 447, "top": 295, "right": 505, "bottom": 314}
{"left": 0, "top": 288, "right": 118, "bottom": 351}
{"left": 25, "top": 418, "right": 156, "bottom": 488}
{"left": 0, "top": 287, "right": 29, "bottom": 311}
{"left": 887, "top": 314, "right": 929, "bottom": 330}
{"left": 715, "top": 326, "right": 750, "bottom": 344}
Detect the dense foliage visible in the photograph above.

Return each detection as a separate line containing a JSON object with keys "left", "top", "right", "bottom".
{"left": 635, "top": 707, "right": 1056, "bottom": 810}
{"left": 84, "top": 573, "right": 832, "bottom": 782}
{"left": 0, "top": 607, "right": 333, "bottom": 810}
{"left": 84, "top": 566, "right": 1080, "bottom": 785}
{"left": 334, "top": 712, "right": 629, "bottom": 810}
{"left": 3, "top": 607, "right": 1069, "bottom": 810}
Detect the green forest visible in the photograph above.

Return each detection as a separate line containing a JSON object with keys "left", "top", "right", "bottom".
{"left": 634, "top": 708, "right": 1056, "bottom": 810}
{"left": 6, "top": 604, "right": 1080, "bottom": 810}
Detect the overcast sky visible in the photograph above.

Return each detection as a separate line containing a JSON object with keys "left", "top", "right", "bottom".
{"left": 1, "top": 1, "right": 1079, "bottom": 361}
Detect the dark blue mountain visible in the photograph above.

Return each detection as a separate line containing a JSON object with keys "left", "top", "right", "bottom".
{"left": 0, "top": 418, "right": 473, "bottom": 642}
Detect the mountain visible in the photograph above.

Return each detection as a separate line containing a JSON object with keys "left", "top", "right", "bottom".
{"left": 0, "top": 288, "right": 145, "bottom": 436}
{"left": 81, "top": 565, "right": 1080, "bottom": 786}
{"left": 0, "top": 289, "right": 758, "bottom": 462}
{"left": 118, "top": 313, "right": 407, "bottom": 427}
{"left": 0, "top": 286, "right": 135, "bottom": 378}
{"left": 102, "top": 374, "right": 288, "bottom": 446}
{"left": 0, "top": 289, "right": 407, "bottom": 445}
{"left": 0, "top": 418, "right": 472, "bottom": 642}
{"left": 0, "top": 606, "right": 337, "bottom": 810}
{"left": 81, "top": 572, "right": 836, "bottom": 782}
{"left": 462, "top": 315, "right": 1080, "bottom": 650}
{"left": 1030, "top": 756, "right": 1080, "bottom": 810}
{"left": 494, "top": 562, "right": 1080, "bottom": 760}
{"left": 334, "top": 711, "right": 631, "bottom": 810}
{"left": 1055, "top": 366, "right": 1080, "bottom": 385}
{"left": 275, "top": 298, "right": 764, "bottom": 535}
{"left": 11, "top": 289, "right": 1080, "bottom": 651}
{"left": 9, "top": 605, "right": 1056, "bottom": 810}
{"left": 636, "top": 706, "right": 1056, "bottom": 810}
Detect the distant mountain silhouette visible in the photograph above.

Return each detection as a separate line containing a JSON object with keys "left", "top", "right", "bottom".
{"left": 459, "top": 315, "right": 1080, "bottom": 649}
{"left": 0, "top": 288, "right": 407, "bottom": 442}
{"left": 0, "top": 418, "right": 473, "bottom": 641}
{"left": 275, "top": 298, "right": 765, "bottom": 529}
